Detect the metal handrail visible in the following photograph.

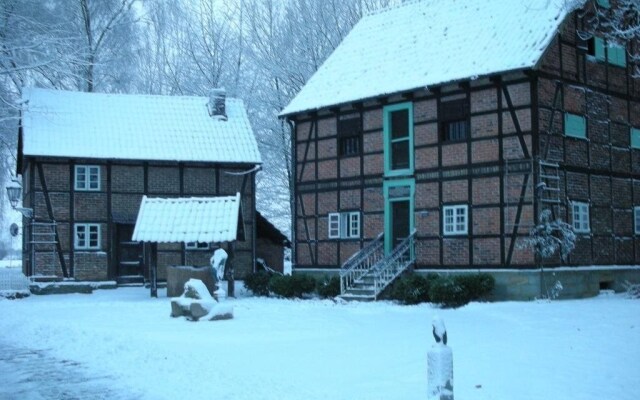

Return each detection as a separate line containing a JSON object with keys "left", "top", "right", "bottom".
{"left": 339, "top": 232, "right": 384, "bottom": 294}
{"left": 371, "top": 229, "right": 417, "bottom": 299}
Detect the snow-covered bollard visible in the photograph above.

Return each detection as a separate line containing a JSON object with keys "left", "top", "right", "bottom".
{"left": 428, "top": 316, "right": 453, "bottom": 400}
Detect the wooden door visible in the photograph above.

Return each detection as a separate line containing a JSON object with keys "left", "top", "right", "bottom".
{"left": 116, "top": 224, "right": 143, "bottom": 277}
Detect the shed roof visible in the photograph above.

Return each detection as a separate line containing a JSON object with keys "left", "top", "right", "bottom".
{"left": 132, "top": 194, "right": 244, "bottom": 243}
{"left": 21, "top": 88, "right": 261, "bottom": 164}
{"left": 281, "top": 0, "right": 582, "bottom": 116}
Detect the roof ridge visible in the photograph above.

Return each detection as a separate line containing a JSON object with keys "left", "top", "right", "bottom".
{"left": 365, "top": 0, "right": 430, "bottom": 17}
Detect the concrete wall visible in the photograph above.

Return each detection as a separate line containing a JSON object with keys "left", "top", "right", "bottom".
{"left": 295, "top": 266, "right": 640, "bottom": 301}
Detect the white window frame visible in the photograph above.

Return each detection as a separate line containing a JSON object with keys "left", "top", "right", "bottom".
{"left": 74, "top": 223, "right": 101, "bottom": 250}
{"left": 571, "top": 201, "right": 590, "bottom": 233}
{"left": 186, "top": 242, "right": 210, "bottom": 250}
{"left": 328, "top": 212, "right": 360, "bottom": 239}
{"left": 443, "top": 205, "right": 468, "bottom": 235}
{"left": 634, "top": 207, "right": 640, "bottom": 235}
{"left": 75, "top": 165, "right": 100, "bottom": 191}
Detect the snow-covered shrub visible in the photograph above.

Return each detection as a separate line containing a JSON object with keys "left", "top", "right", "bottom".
{"left": 548, "top": 280, "right": 564, "bottom": 300}
{"left": 623, "top": 281, "right": 640, "bottom": 299}
{"left": 243, "top": 271, "right": 272, "bottom": 296}
{"left": 269, "top": 274, "right": 316, "bottom": 299}
{"left": 316, "top": 276, "right": 340, "bottom": 299}
{"left": 521, "top": 209, "right": 576, "bottom": 261}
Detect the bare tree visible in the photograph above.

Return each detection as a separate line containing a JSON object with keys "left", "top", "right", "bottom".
{"left": 578, "top": 0, "right": 640, "bottom": 76}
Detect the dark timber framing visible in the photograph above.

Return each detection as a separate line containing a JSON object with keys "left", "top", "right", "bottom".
{"left": 288, "top": 2, "right": 640, "bottom": 271}
{"left": 17, "top": 155, "right": 258, "bottom": 282}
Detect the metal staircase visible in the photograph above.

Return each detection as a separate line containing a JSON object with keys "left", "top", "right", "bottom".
{"left": 339, "top": 230, "right": 416, "bottom": 301}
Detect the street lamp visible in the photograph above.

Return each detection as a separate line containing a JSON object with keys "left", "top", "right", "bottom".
{"left": 6, "top": 177, "right": 33, "bottom": 218}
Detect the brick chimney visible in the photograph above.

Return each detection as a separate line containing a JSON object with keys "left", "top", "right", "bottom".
{"left": 208, "top": 88, "right": 227, "bottom": 121}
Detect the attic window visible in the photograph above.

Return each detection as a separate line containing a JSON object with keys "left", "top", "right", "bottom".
{"left": 440, "top": 98, "right": 469, "bottom": 141}
{"left": 338, "top": 114, "right": 361, "bottom": 157}
{"left": 75, "top": 165, "right": 100, "bottom": 191}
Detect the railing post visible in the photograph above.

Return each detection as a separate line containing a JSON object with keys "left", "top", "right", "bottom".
{"left": 428, "top": 316, "right": 453, "bottom": 400}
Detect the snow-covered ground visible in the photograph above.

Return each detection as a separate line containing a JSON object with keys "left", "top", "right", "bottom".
{"left": 1, "top": 286, "right": 638, "bottom": 400}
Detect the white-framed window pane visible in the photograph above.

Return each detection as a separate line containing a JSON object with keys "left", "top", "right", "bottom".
{"left": 75, "top": 225, "right": 86, "bottom": 248}
{"left": 75, "top": 166, "right": 87, "bottom": 189}
{"left": 75, "top": 165, "right": 100, "bottom": 191}
{"left": 89, "top": 225, "right": 99, "bottom": 247}
{"left": 75, "top": 223, "right": 100, "bottom": 249}
{"left": 328, "top": 213, "right": 340, "bottom": 239}
{"left": 572, "top": 202, "right": 590, "bottom": 233}
{"left": 443, "top": 205, "right": 467, "bottom": 235}
{"left": 349, "top": 212, "right": 360, "bottom": 238}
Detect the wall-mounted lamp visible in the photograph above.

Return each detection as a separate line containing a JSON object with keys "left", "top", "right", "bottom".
{"left": 6, "top": 176, "right": 33, "bottom": 218}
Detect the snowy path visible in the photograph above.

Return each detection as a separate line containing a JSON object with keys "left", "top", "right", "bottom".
{"left": 0, "top": 341, "right": 140, "bottom": 400}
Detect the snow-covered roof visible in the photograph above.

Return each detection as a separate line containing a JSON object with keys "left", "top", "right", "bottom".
{"left": 21, "top": 88, "right": 261, "bottom": 164}
{"left": 132, "top": 194, "right": 243, "bottom": 243}
{"left": 281, "top": 0, "right": 582, "bottom": 116}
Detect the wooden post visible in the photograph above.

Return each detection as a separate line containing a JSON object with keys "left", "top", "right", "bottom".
{"left": 226, "top": 241, "right": 235, "bottom": 298}
{"left": 150, "top": 243, "right": 158, "bottom": 298}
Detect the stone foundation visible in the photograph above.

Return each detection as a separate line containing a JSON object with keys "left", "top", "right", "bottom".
{"left": 294, "top": 266, "right": 640, "bottom": 300}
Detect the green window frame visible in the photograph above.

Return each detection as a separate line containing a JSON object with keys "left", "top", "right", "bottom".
{"left": 383, "top": 102, "right": 414, "bottom": 177}
{"left": 564, "top": 113, "right": 586, "bottom": 139}
{"left": 631, "top": 128, "right": 640, "bottom": 149}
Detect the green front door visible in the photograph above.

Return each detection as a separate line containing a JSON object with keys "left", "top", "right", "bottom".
{"left": 383, "top": 179, "right": 415, "bottom": 254}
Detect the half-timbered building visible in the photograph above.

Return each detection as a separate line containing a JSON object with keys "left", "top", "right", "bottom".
{"left": 16, "top": 88, "right": 262, "bottom": 284}
{"left": 280, "top": 0, "right": 640, "bottom": 299}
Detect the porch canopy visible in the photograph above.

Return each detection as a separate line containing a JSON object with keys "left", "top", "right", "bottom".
{"left": 132, "top": 193, "right": 244, "bottom": 297}
{"left": 132, "top": 193, "right": 244, "bottom": 244}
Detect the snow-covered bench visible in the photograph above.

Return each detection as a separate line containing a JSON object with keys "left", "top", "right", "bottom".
{"left": 170, "top": 278, "right": 233, "bottom": 321}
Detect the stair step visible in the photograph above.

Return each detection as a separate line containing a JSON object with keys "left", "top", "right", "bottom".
{"left": 117, "top": 275, "right": 145, "bottom": 285}
{"left": 339, "top": 294, "right": 375, "bottom": 302}
{"left": 345, "top": 288, "right": 376, "bottom": 296}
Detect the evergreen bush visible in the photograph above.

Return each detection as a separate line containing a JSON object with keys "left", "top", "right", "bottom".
{"left": 269, "top": 274, "right": 316, "bottom": 298}
{"left": 429, "top": 273, "right": 496, "bottom": 308}
{"left": 429, "top": 276, "right": 469, "bottom": 308}
{"left": 388, "top": 273, "right": 436, "bottom": 305}
{"left": 243, "top": 271, "right": 272, "bottom": 296}
{"left": 316, "top": 276, "right": 341, "bottom": 299}
{"left": 454, "top": 273, "right": 495, "bottom": 301}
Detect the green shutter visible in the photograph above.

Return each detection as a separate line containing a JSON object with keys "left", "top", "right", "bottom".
{"left": 608, "top": 44, "right": 626, "bottom": 67}
{"left": 631, "top": 128, "right": 640, "bottom": 149}
{"left": 565, "top": 113, "right": 586, "bottom": 139}
{"left": 594, "top": 37, "right": 606, "bottom": 61}
{"left": 596, "top": 0, "right": 610, "bottom": 8}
